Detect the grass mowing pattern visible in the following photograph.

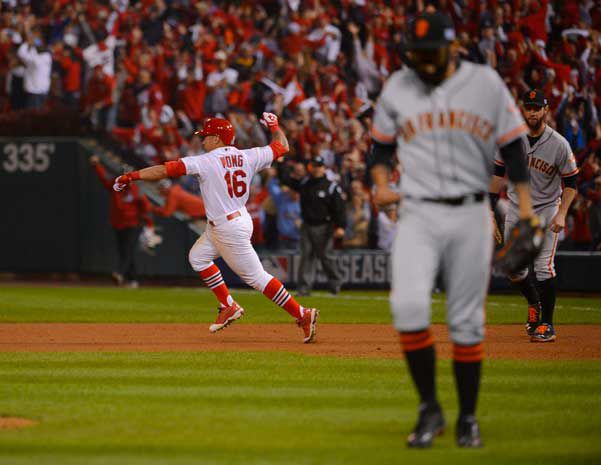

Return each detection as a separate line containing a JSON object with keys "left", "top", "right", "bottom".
{"left": 0, "top": 352, "right": 600, "bottom": 465}
{"left": 1, "top": 286, "right": 600, "bottom": 324}
{"left": 1, "top": 286, "right": 600, "bottom": 464}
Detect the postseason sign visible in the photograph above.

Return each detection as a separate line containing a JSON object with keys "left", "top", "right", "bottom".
{"left": 258, "top": 251, "right": 392, "bottom": 289}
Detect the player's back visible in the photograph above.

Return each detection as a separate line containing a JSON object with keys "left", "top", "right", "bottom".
{"left": 182, "top": 145, "right": 274, "bottom": 221}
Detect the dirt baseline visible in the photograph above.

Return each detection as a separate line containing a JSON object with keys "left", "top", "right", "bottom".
{"left": 0, "top": 323, "right": 599, "bottom": 360}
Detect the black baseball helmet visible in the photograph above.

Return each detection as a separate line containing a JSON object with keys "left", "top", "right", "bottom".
{"left": 404, "top": 12, "right": 456, "bottom": 86}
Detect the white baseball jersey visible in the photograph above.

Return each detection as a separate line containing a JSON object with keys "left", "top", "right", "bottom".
{"left": 372, "top": 61, "right": 527, "bottom": 198}
{"left": 182, "top": 145, "right": 274, "bottom": 221}
{"left": 494, "top": 125, "right": 578, "bottom": 207}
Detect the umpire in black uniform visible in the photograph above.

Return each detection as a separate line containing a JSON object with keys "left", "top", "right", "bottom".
{"left": 278, "top": 156, "right": 346, "bottom": 295}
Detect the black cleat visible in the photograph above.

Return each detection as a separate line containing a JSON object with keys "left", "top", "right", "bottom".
{"left": 407, "top": 403, "right": 446, "bottom": 448}
{"left": 456, "top": 415, "right": 483, "bottom": 448}
{"left": 530, "top": 323, "right": 556, "bottom": 342}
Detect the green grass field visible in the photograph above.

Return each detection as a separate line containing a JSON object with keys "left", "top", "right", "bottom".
{"left": 1, "top": 286, "right": 600, "bottom": 465}
{"left": 2, "top": 286, "right": 600, "bottom": 324}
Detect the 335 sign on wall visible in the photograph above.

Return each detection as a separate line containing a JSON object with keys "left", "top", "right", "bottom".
{"left": 1, "top": 143, "right": 54, "bottom": 173}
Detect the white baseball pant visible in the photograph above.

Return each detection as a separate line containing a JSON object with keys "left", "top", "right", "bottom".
{"left": 188, "top": 210, "right": 273, "bottom": 292}
{"left": 389, "top": 199, "right": 493, "bottom": 345}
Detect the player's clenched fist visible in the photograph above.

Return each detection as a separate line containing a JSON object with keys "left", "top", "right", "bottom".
{"left": 113, "top": 172, "right": 139, "bottom": 192}
{"left": 260, "top": 112, "right": 279, "bottom": 132}
{"left": 113, "top": 176, "right": 128, "bottom": 192}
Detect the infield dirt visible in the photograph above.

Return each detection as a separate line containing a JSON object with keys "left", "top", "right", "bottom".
{"left": 0, "top": 323, "right": 599, "bottom": 360}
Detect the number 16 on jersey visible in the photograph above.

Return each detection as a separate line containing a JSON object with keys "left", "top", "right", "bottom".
{"left": 224, "top": 170, "right": 247, "bottom": 198}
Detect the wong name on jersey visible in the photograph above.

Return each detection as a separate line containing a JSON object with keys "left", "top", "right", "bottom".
{"left": 220, "top": 155, "right": 244, "bottom": 169}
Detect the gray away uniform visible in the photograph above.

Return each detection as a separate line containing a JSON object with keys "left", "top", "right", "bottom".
{"left": 495, "top": 125, "right": 578, "bottom": 281}
{"left": 372, "top": 61, "right": 527, "bottom": 345}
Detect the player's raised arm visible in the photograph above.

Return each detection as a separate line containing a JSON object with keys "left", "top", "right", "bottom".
{"left": 112, "top": 160, "right": 187, "bottom": 192}
{"left": 260, "top": 112, "right": 289, "bottom": 159}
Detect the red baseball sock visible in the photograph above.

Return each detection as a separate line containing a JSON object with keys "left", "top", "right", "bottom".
{"left": 199, "top": 264, "right": 233, "bottom": 307}
{"left": 263, "top": 277, "right": 302, "bottom": 319}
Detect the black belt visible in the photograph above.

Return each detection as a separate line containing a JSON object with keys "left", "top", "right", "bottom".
{"left": 532, "top": 200, "right": 559, "bottom": 210}
{"left": 416, "top": 192, "right": 485, "bottom": 206}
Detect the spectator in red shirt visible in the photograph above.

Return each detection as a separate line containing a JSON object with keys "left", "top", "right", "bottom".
{"left": 176, "top": 53, "right": 206, "bottom": 125}
{"left": 519, "top": 0, "right": 549, "bottom": 44}
{"left": 90, "top": 155, "right": 153, "bottom": 287}
{"left": 52, "top": 42, "right": 82, "bottom": 109}
{"left": 84, "top": 65, "right": 115, "bottom": 131}
{"left": 153, "top": 180, "right": 206, "bottom": 219}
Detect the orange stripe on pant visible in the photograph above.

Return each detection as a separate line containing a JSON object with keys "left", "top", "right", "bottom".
{"left": 400, "top": 329, "right": 434, "bottom": 352}
{"left": 547, "top": 233, "right": 558, "bottom": 277}
{"left": 453, "top": 343, "right": 484, "bottom": 363}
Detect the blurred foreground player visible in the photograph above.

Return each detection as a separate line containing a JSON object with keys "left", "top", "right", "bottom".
{"left": 113, "top": 114, "right": 318, "bottom": 343}
{"left": 370, "top": 12, "right": 539, "bottom": 448}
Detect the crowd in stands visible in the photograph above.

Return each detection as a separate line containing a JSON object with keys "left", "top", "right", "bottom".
{"left": 1, "top": 0, "right": 600, "bottom": 251}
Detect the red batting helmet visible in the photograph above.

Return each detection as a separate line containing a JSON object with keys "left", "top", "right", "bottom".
{"left": 194, "top": 118, "right": 235, "bottom": 145}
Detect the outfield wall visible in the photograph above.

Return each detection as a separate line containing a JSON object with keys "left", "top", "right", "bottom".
{"left": 1, "top": 139, "right": 600, "bottom": 292}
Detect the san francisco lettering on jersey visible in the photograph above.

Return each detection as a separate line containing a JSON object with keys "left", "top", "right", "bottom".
{"left": 399, "top": 110, "right": 494, "bottom": 143}
{"left": 528, "top": 156, "right": 557, "bottom": 176}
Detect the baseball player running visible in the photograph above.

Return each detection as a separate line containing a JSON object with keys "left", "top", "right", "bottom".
{"left": 113, "top": 114, "right": 319, "bottom": 343}
{"left": 370, "top": 12, "right": 538, "bottom": 448}
{"left": 490, "top": 89, "right": 578, "bottom": 342}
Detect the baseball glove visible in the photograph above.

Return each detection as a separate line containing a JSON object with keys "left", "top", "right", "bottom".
{"left": 493, "top": 215, "right": 544, "bottom": 275}
{"left": 139, "top": 226, "right": 163, "bottom": 255}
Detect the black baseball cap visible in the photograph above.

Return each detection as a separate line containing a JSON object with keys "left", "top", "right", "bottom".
{"left": 406, "top": 12, "right": 456, "bottom": 50}
{"left": 522, "top": 89, "right": 548, "bottom": 107}
{"left": 310, "top": 156, "right": 325, "bottom": 166}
